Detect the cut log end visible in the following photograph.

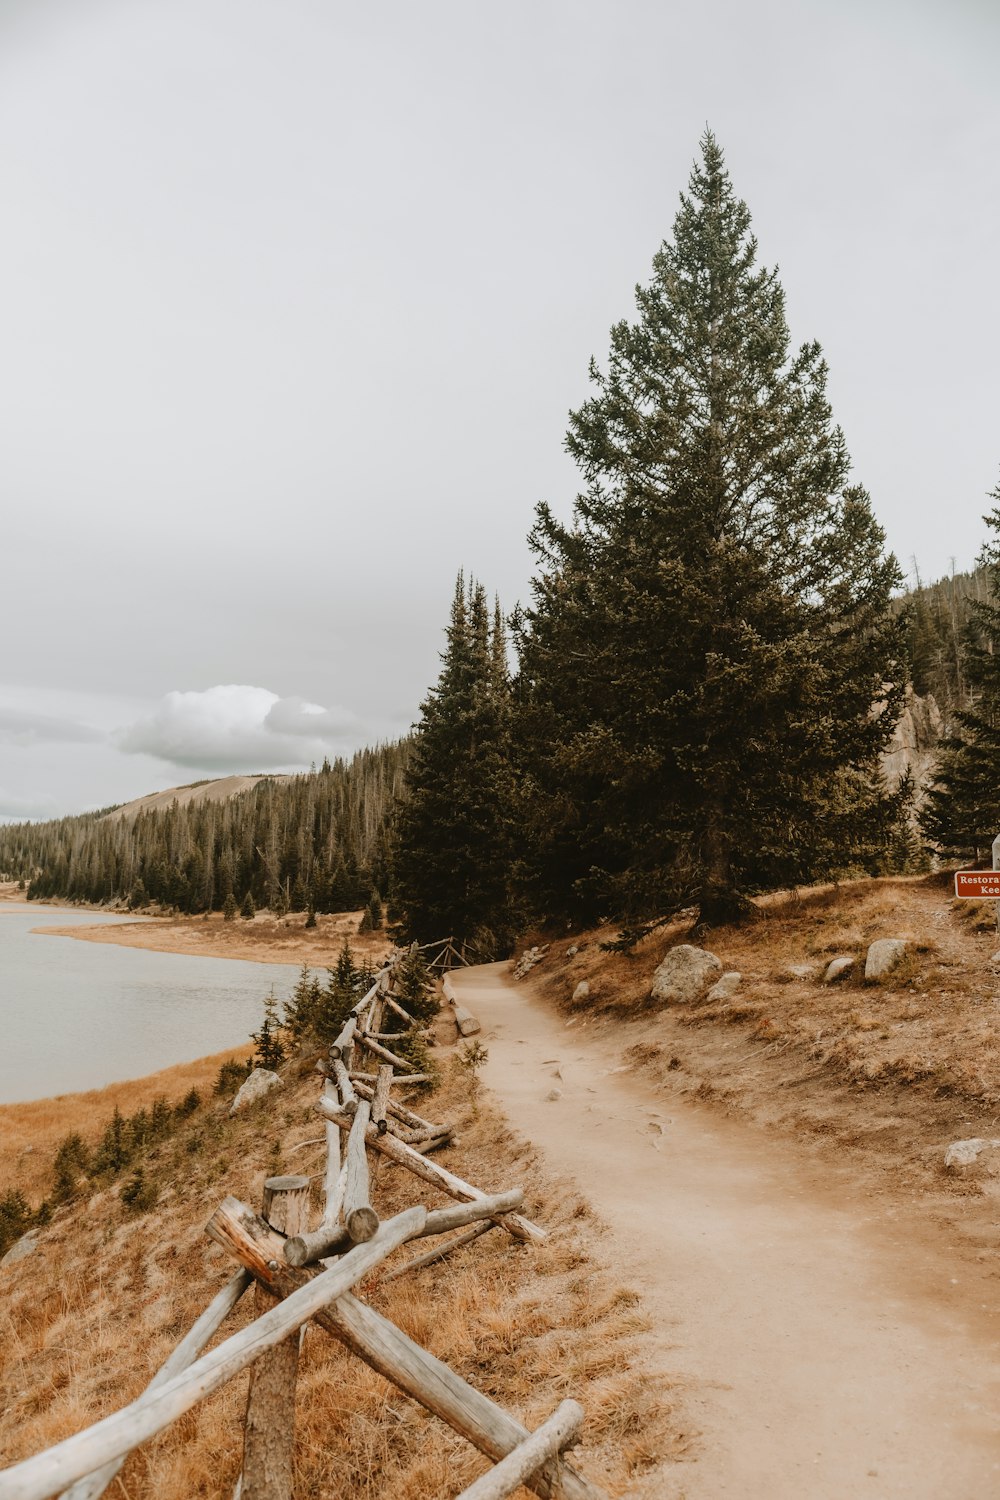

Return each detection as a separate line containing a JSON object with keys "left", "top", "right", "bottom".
{"left": 345, "top": 1205, "right": 380, "bottom": 1243}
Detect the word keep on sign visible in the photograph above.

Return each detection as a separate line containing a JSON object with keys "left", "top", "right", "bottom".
{"left": 954, "top": 871, "right": 1000, "bottom": 899}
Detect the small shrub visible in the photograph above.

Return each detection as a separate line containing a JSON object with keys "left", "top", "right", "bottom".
{"left": 214, "top": 1058, "right": 252, "bottom": 1096}
{"left": 121, "top": 1168, "right": 158, "bottom": 1214}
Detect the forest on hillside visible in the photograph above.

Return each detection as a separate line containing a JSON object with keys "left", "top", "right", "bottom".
{"left": 898, "top": 564, "right": 991, "bottom": 717}
{"left": 0, "top": 745, "right": 408, "bottom": 914}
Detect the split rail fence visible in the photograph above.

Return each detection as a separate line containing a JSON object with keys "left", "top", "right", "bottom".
{"left": 0, "top": 941, "right": 610, "bottom": 1500}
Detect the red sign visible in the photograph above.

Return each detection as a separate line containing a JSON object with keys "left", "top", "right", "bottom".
{"left": 955, "top": 871, "right": 1000, "bottom": 899}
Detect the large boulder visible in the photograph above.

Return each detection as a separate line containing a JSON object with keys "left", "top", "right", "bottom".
{"left": 229, "top": 1067, "right": 283, "bottom": 1116}
{"left": 651, "top": 945, "right": 722, "bottom": 1005}
{"left": 864, "top": 939, "right": 909, "bottom": 984}
{"left": 571, "top": 980, "right": 590, "bottom": 1004}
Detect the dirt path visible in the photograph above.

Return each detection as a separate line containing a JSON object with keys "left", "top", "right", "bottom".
{"left": 451, "top": 964, "right": 1000, "bottom": 1499}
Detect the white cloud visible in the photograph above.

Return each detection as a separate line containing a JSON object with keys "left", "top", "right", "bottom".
{"left": 117, "top": 685, "right": 361, "bottom": 772}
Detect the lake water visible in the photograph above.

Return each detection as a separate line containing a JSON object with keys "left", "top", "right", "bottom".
{"left": 0, "top": 906, "right": 301, "bottom": 1103}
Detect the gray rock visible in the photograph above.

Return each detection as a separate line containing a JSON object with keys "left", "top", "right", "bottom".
{"left": 513, "top": 945, "right": 549, "bottom": 980}
{"left": 229, "top": 1067, "right": 283, "bottom": 1116}
{"left": 651, "top": 945, "right": 723, "bottom": 1005}
{"left": 706, "top": 971, "right": 742, "bottom": 1002}
{"left": 566, "top": 945, "right": 579, "bottom": 958}
{"left": 572, "top": 980, "right": 590, "bottom": 1003}
{"left": 546, "top": 1088, "right": 563, "bottom": 1102}
{"left": 1, "top": 1230, "right": 40, "bottom": 1267}
{"left": 823, "top": 956, "right": 856, "bottom": 985}
{"left": 944, "top": 1137, "right": 1000, "bottom": 1169}
{"left": 784, "top": 962, "right": 821, "bottom": 982}
{"left": 864, "top": 938, "right": 909, "bottom": 983}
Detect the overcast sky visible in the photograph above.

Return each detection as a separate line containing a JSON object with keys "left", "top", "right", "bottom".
{"left": 2, "top": 0, "right": 998, "bottom": 821}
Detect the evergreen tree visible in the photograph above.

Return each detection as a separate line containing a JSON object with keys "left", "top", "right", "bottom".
{"left": 222, "top": 891, "right": 238, "bottom": 922}
{"left": 251, "top": 991, "right": 286, "bottom": 1071}
{"left": 392, "top": 575, "right": 516, "bottom": 946}
{"left": 359, "top": 888, "right": 383, "bottom": 932}
{"left": 514, "top": 132, "right": 906, "bottom": 927}
{"left": 922, "top": 480, "right": 1000, "bottom": 860}
{"left": 284, "top": 962, "right": 322, "bottom": 1044}
{"left": 241, "top": 891, "right": 256, "bottom": 920}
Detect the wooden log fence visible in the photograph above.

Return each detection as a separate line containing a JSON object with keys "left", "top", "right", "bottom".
{"left": 0, "top": 949, "right": 609, "bottom": 1500}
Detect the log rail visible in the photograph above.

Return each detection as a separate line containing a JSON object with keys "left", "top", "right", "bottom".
{"left": 0, "top": 946, "right": 610, "bottom": 1500}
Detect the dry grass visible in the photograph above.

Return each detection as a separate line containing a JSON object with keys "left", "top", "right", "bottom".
{"left": 0, "top": 1048, "right": 249, "bottom": 1207}
{"left": 0, "top": 1057, "right": 681, "bottom": 1496}
{"left": 527, "top": 875, "right": 1000, "bottom": 1114}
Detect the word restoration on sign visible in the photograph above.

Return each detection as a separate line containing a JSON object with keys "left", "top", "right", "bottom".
{"left": 954, "top": 871, "right": 1000, "bottom": 899}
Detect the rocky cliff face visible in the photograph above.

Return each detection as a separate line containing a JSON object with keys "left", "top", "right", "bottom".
{"left": 882, "top": 688, "right": 944, "bottom": 807}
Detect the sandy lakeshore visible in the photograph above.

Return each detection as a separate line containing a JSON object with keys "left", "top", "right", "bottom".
{"left": 4, "top": 889, "right": 393, "bottom": 969}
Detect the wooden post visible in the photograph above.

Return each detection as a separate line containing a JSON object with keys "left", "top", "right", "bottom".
{"left": 241, "top": 1176, "right": 311, "bottom": 1500}
{"left": 992, "top": 832, "right": 1000, "bottom": 937}
{"left": 0, "top": 1210, "right": 426, "bottom": 1500}
{"left": 357, "top": 1034, "right": 421, "bottom": 1073}
{"left": 454, "top": 1401, "right": 584, "bottom": 1500}
{"left": 371, "top": 1064, "right": 393, "bottom": 1135}
{"left": 204, "top": 1213, "right": 607, "bottom": 1500}
{"left": 316, "top": 1096, "right": 545, "bottom": 1244}
{"left": 331, "top": 1058, "right": 358, "bottom": 1115}
{"left": 380, "top": 1222, "right": 497, "bottom": 1283}
{"left": 342, "top": 1100, "right": 379, "bottom": 1242}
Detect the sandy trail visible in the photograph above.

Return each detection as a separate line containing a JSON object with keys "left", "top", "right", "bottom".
{"left": 451, "top": 963, "right": 1000, "bottom": 1499}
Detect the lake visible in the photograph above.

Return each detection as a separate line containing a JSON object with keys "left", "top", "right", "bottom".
{"left": 0, "top": 906, "right": 301, "bottom": 1103}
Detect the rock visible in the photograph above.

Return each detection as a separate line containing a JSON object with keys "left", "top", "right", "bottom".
{"left": 823, "top": 956, "right": 856, "bottom": 985}
{"left": 864, "top": 939, "right": 909, "bottom": 983}
{"left": 651, "top": 945, "right": 723, "bottom": 1005}
{"left": 1, "top": 1229, "right": 40, "bottom": 1268}
{"left": 566, "top": 945, "right": 579, "bottom": 958}
{"left": 944, "top": 1137, "right": 1000, "bottom": 1169}
{"left": 706, "top": 971, "right": 742, "bottom": 1002}
{"left": 990, "top": 952, "right": 1000, "bottom": 966}
{"left": 546, "top": 1088, "right": 562, "bottom": 1102}
{"left": 229, "top": 1068, "right": 283, "bottom": 1115}
{"left": 571, "top": 980, "right": 590, "bottom": 1003}
{"left": 513, "top": 945, "right": 549, "bottom": 980}
{"left": 784, "top": 962, "right": 821, "bottom": 982}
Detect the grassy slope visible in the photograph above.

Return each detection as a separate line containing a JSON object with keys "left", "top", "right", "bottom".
{"left": 0, "top": 1053, "right": 682, "bottom": 1497}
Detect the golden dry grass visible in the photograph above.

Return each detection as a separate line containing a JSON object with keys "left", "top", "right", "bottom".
{"left": 0, "top": 1058, "right": 682, "bottom": 1496}
{"left": 529, "top": 874, "right": 1000, "bottom": 1114}
{"left": 0, "top": 1048, "right": 250, "bottom": 1207}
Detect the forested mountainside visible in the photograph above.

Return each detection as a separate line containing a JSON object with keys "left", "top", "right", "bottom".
{"left": 0, "top": 744, "right": 409, "bottom": 913}
{"left": 898, "top": 564, "right": 991, "bottom": 718}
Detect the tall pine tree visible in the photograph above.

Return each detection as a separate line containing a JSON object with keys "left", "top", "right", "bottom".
{"left": 513, "top": 132, "right": 906, "bottom": 927}
{"left": 921, "top": 478, "right": 1000, "bottom": 861}
{"left": 392, "top": 574, "right": 515, "bottom": 950}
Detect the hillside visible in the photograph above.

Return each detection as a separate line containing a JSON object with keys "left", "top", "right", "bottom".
{"left": 0, "top": 745, "right": 410, "bottom": 914}
{"left": 103, "top": 775, "right": 293, "bottom": 823}
{"left": 0, "top": 1014, "right": 679, "bottom": 1498}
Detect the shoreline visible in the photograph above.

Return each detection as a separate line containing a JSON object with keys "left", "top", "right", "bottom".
{"left": 13, "top": 902, "right": 393, "bottom": 969}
